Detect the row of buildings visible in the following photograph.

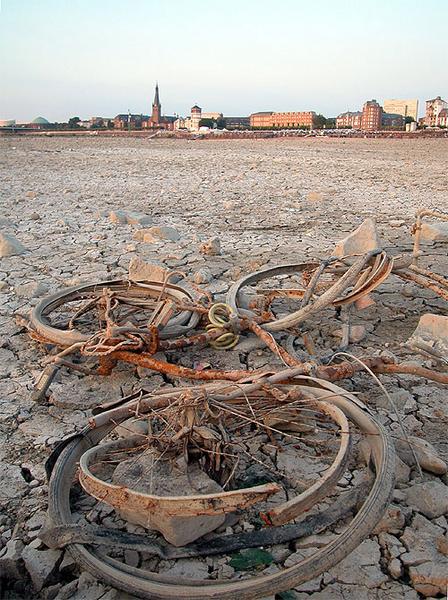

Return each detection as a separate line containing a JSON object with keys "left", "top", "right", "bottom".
{"left": 335, "top": 97, "right": 448, "bottom": 131}
{"left": 2, "top": 85, "right": 447, "bottom": 132}
{"left": 335, "top": 99, "right": 412, "bottom": 131}
{"left": 112, "top": 88, "right": 448, "bottom": 132}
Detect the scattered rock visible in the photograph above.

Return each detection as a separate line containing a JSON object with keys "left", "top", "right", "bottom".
{"left": 109, "top": 210, "right": 152, "bottom": 225}
{"left": 125, "top": 212, "right": 153, "bottom": 226}
{"left": 15, "top": 281, "right": 49, "bottom": 298}
{"left": 0, "top": 538, "right": 24, "bottom": 580}
{"left": 419, "top": 221, "right": 448, "bottom": 243}
{"left": 332, "top": 324, "right": 366, "bottom": 343}
{"left": 307, "top": 191, "right": 323, "bottom": 202}
{"left": 0, "top": 462, "right": 29, "bottom": 501}
{"left": 22, "top": 545, "right": 62, "bottom": 591}
{"left": 400, "top": 513, "right": 448, "bottom": 596}
{"left": 160, "top": 558, "right": 209, "bottom": 579}
{"left": 199, "top": 237, "right": 221, "bottom": 256}
{"left": 134, "top": 225, "right": 180, "bottom": 242}
{"left": 408, "top": 313, "right": 448, "bottom": 357}
{"left": 193, "top": 267, "right": 213, "bottom": 284}
{"left": 373, "top": 388, "right": 412, "bottom": 412}
{"left": 112, "top": 452, "right": 225, "bottom": 546}
{"left": 128, "top": 256, "right": 168, "bottom": 283}
{"left": 0, "top": 232, "right": 26, "bottom": 257}
{"left": 334, "top": 218, "right": 381, "bottom": 256}
{"left": 373, "top": 504, "right": 406, "bottom": 534}
{"left": 29, "top": 212, "right": 41, "bottom": 220}
{"left": 327, "top": 539, "right": 389, "bottom": 588}
{"left": 394, "top": 435, "right": 447, "bottom": 475}
{"left": 405, "top": 480, "right": 448, "bottom": 518}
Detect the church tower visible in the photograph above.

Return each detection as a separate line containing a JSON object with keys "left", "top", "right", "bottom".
{"left": 151, "top": 83, "right": 161, "bottom": 125}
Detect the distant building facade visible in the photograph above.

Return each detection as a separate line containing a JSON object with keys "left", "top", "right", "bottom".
{"left": 383, "top": 99, "right": 418, "bottom": 122}
{"left": 190, "top": 105, "right": 202, "bottom": 131}
{"left": 361, "top": 100, "right": 382, "bottom": 131}
{"left": 174, "top": 106, "right": 224, "bottom": 131}
{"left": 28, "top": 117, "right": 52, "bottom": 129}
{"left": 225, "top": 116, "right": 250, "bottom": 130}
{"left": 250, "top": 112, "right": 274, "bottom": 128}
{"left": 114, "top": 114, "right": 148, "bottom": 130}
{"left": 381, "top": 112, "right": 404, "bottom": 129}
{"left": 425, "top": 96, "right": 448, "bottom": 127}
{"left": 336, "top": 111, "right": 362, "bottom": 129}
{"left": 438, "top": 109, "right": 448, "bottom": 127}
{"left": 250, "top": 111, "right": 316, "bottom": 129}
{"left": 114, "top": 84, "right": 175, "bottom": 130}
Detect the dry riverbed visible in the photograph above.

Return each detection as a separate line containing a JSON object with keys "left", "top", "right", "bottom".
{"left": 0, "top": 136, "right": 447, "bottom": 599}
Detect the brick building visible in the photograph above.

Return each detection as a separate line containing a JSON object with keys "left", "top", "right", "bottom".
{"left": 250, "top": 112, "right": 274, "bottom": 128}
{"left": 143, "top": 84, "right": 176, "bottom": 130}
{"left": 114, "top": 84, "right": 175, "bottom": 130}
{"left": 250, "top": 111, "right": 317, "bottom": 129}
{"left": 336, "top": 111, "right": 362, "bottom": 129}
{"left": 425, "top": 96, "right": 448, "bottom": 127}
{"left": 361, "top": 100, "right": 382, "bottom": 131}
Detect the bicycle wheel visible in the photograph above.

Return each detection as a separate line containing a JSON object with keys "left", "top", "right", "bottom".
{"left": 46, "top": 377, "right": 394, "bottom": 599}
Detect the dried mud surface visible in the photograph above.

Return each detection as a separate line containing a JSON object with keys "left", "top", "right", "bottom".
{"left": 0, "top": 136, "right": 447, "bottom": 599}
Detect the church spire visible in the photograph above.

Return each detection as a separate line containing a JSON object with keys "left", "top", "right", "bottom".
{"left": 151, "top": 82, "right": 161, "bottom": 125}
{"left": 153, "top": 82, "right": 160, "bottom": 107}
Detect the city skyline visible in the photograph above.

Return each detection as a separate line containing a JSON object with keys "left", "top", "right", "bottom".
{"left": 1, "top": 0, "right": 447, "bottom": 121}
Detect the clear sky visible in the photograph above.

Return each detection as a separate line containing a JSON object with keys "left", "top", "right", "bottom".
{"left": 0, "top": 0, "right": 447, "bottom": 121}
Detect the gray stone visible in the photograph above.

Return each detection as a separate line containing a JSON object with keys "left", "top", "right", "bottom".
{"left": 334, "top": 218, "right": 381, "bottom": 257}
{"left": 68, "top": 571, "right": 118, "bottom": 600}
{"left": 0, "top": 462, "right": 28, "bottom": 501}
{"left": 128, "top": 256, "right": 167, "bottom": 282}
{"left": 294, "top": 582, "right": 418, "bottom": 599}
{"left": 327, "top": 539, "right": 389, "bottom": 588}
{"left": 400, "top": 513, "right": 448, "bottom": 596}
{"left": 193, "top": 267, "right": 213, "bottom": 284}
{"left": 109, "top": 210, "right": 128, "bottom": 224}
{"left": 134, "top": 225, "right": 180, "bottom": 242}
{"left": 408, "top": 313, "right": 448, "bottom": 358}
{"left": 405, "top": 480, "right": 448, "bottom": 518}
{"left": 373, "top": 504, "right": 406, "bottom": 534}
{"left": 0, "top": 232, "right": 26, "bottom": 257}
{"left": 0, "top": 348, "right": 16, "bottom": 378}
{"left": 199, "top": 237, "right": 221, "bottom": 256}
{"left": 388, "top": 557, "right": 402, "bottom": 579}
{"left": 419, "top": 221, "right": 448, "bottom": 243}
{"left": 0, "top": 538, "right": 24, "bottom": 580}
{"left": 112, "top": 452, "right": 225, "bottom": 546}
{"left": 125, "top": 211, "right": 153, "bottom": 226}
{"left": 22, "top": 545, "right": 62, "bottom": 591}
{"left": 109, "top": 209, "right": 152, "bottom": 225}
{"left": 332, "top": 324, "right": 366, "bottom": 343}
{"left": 15, "top": 281, "right": 49, "bottom": 298}
{"left": 395, "top": 435, "right": 447, "bottom": 475}
{"left": 160, "top": 557, "right": 209, "bottom": 579}
{"left": 53, "top": 580, "right": 78, "bottom": 600}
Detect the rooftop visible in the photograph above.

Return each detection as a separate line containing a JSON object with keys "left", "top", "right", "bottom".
{"left": 31, "top": 116, "right": 50, "bottom": 124}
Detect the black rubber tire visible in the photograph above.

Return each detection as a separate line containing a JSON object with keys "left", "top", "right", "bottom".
{"left": 30, "top": 279, "right": 200, "bottom": 346}
{"left": 47, "top": 387, "right": 395, "bottom": 600}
